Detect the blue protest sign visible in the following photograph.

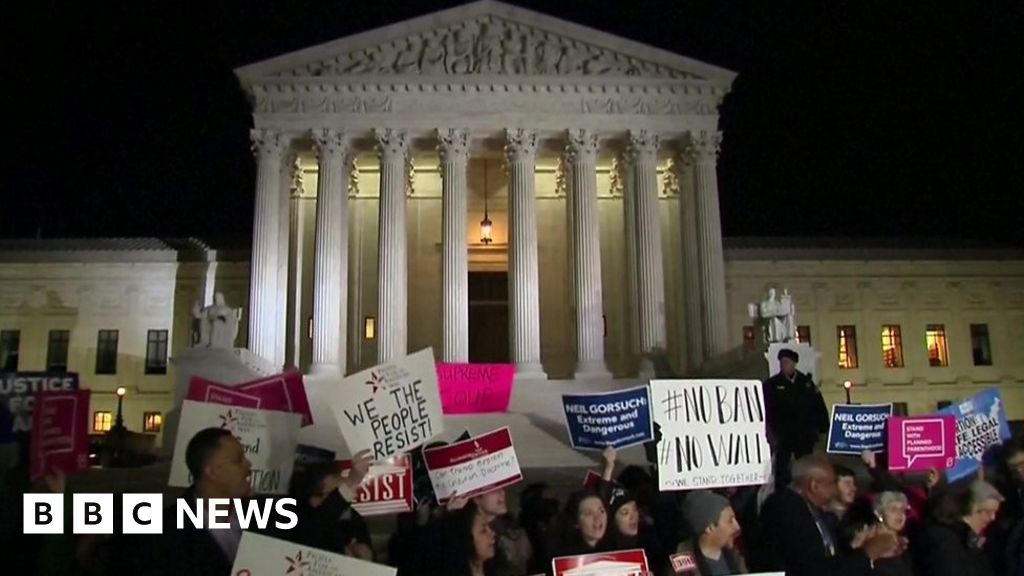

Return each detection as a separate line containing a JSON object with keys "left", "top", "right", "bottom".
{"left": 561, "top": 386, "right": 654, "bottom": 450}
{"left": 938, "top": 388, "right": 1011, "bottom": 483}
{"left": 0, "top": 372, "right": 80, "bottom": 440}
{"left": 826, "top": 403, "right": 892, "bottom": 455}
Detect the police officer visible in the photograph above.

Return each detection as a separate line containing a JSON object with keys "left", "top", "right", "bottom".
{"left": 764, "top": 348, "right": 829, "bottom": 489}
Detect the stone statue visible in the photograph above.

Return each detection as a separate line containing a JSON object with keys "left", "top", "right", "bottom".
{"left": 191, "top": 292, "right": 242, "bottom": 349}
{"left": 748, "top": 288, "right": 797, "bottom": 345}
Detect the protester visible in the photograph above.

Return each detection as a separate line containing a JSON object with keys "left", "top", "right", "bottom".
{"left": 986, "top": 435, "right": 1024, "bottom": 575}
{"left": 760, "top": 454, "right": 898, "bottom": 576}
{"left": 871, "top": 492, "right": 915, "bottom": 576}
{"left": 667, "top": 490, "right": 747, "bottom": 575}
{"left": 552, "top": 490, "right": 608, "bottom": 560}
{"left": 924, "top": 480, "right": 1003, "bottom": 576}
{"left": 519, "top": 483, "right": 560, "bottom": 575}
{"left": 284, "top": 451, "right": 372, "bottom": 557}
{"left": 603, "top": 485, "right": 665, "bottom": 576}
{"left": 762, "top": 348, "right": 829, "bottom": 488}
{"left": 473, "top": 489, "right": 532, "bottom": 576}
{"left": 432, "top": 500, "right": 510, "bottom": 576}
{"left": 133, "top": 427, "right": 253, "bottom": 576}
{"left": 830, "top": 465, "right": 858, "bottom": 520}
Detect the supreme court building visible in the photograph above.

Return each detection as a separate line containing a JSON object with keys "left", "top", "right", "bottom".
{"left": 2, "top": 1, "right": 1023, "bottom": 444}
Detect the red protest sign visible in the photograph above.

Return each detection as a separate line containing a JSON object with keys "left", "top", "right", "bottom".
{"left": 29, "top": 390, "right": 90, "bottom": 481}
{"left": 187, "top": 371, "right": 313, "bottom": 426}
{"left": 583, "top": 470, "right": 603, "bottom": 491}
{"left": 339, "top": 454, "right": 414, "bottom": 516}
{"left": 551, "top": 549, "right": 650, "bottom": 576}
{"left": 424, "top": 427, "right": 522, "bottom": 504}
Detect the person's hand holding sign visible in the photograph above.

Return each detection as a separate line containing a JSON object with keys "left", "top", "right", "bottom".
{"left": 343, "top": 449, "right": 373, "bottom": 492}
{"left": 602, "top": 446, "right": 618, "bottom": 481}
{"left": 446, "top": 490, "right": 470, "bottom": 512}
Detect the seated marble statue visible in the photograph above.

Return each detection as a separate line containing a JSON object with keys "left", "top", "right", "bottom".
{"left": 191, "top": 293, "right": 241, "bottom": 349}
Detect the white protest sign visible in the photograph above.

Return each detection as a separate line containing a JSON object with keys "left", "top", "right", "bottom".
{"left": 232, "top": 531, "right": 396, "bottom": 576}
{"left": 333, "top": 348, "right": 444, "bottom": 461}
{"left": 169, "top": 400, "right": 301, "bottom": 494}
{"left": 424, "top": 427, "right": 523, "bottom": 504}
{"left": 651, "top": 379, "right": 771, "bottom": 491}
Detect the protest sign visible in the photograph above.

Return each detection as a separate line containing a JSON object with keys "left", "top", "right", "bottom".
{"left": 887, "top": 415, "right": 957, "bottom": 472}
{"left": 29, "top": 389, "right": 90, "bottom": 480}
{"left": 188, "top": 371, "right": 313, "bottom": 426}
{"left": 232, "top": 531, "right": 396, "bottom": 576}
{"left": 339, "top": 454, "right": 414, "bottom": 516}
{"left": 938, "top": 388, "right": 1012, "bottom": 482}
{"left": 552, "top": 549, "right": 649, "bottom": 576}
{"left": 170, "top": 400, "right": 301, "bottom": 494}
{"left": 335, "top": 348, "right": 444, "bottom": 461}
{"left": 651, "top": 380, "right": 771, "bottom": 491}
{"left": 0, "top": 372, "right": 79, "bottom": 438}
{"left": 424, "top": 427, "right": 522, "bottom": 504}
{"left": 561, "top": 386, "right": 654, "bottom": 450}
{"left": 826, "top": 403, "right": 892, "bottom": 454}
{"left": 437, "top": 363, "right": 515, "bottom": 414}
{"left": 583, "top": 470, "right": 603, "bottom": 490}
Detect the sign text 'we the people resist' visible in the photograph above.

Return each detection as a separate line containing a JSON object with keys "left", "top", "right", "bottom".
{"left": 652, "top": 379, "right": 771, "bottom": 491}
{"left": 335, "top": 348, "right": 444, "bottom": 462}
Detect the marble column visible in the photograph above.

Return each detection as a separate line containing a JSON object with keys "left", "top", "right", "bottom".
{"left": 505, "top": 128, "right": 546, "bottom": 380}
{"left": 248, "top": 129, "right": 288, "bottom": 367}
{"left": 628, "top": 130, "right": 667, "bottom": 371}
{"left": 616, "top": 155, "right": 641, "bottom": 366}
{"left": 566, "top": 129, "right": 611, "bottom": 379}
{"left": 686, "top": 130, "right": 728, "bottom": 358}
{"left": 310, "top": 129, "right": 351, "bottom": 375}
{"left": 278, "top": 151, "right": 298, "bottom": 367}
{"left": 375, "top": 129, "right": 409, "bottom": 363}
{"left": 437, "top": 129, "right": 470, "bottom": 363}
{"left": 671, "top": 152, "right": 705, "bottom": 371}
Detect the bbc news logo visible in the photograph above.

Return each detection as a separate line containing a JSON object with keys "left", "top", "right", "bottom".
{"left": 23, "top": 494, "right": 298, "bottom": 534}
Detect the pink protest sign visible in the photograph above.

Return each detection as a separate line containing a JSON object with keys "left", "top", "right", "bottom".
{"left": 436, "top": 363, "right": 515, "bottom": 414}
{"left": 887, "top": 414, "right": 957, "bottom": 472}
{"left": 29, "top": 390, "right": 90, "bottom": 481}
{"left": 187, "top": 371, "right": 313, "bottom": 426}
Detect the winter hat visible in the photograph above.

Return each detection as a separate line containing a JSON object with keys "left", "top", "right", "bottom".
{"left": 607, "top": 486, "right": 638, "bottom": 517}
{"left": 682, "top": 490, "right": 730, "bottom": 534}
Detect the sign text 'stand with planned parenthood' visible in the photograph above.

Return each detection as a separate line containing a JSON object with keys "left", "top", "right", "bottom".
{"left": 651, "top": 380, "right": 771, "bottom": 491}
{"left": 561, "top": 386, "right": 654, "bottom": 450}
{"left": 335, "top": 348, "right": 444, "bottom": 461}
{"left": 826, "top": 403, "right": 892, "bottom": 455}
{"left": 1, "top": 372, "right": 79, "bottom": 438}
{"left": 886, "top": 415, "right": 957, "bottom": 472}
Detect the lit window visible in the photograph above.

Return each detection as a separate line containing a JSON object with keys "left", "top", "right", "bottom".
{"left": 143, "top": 412, "right": 163, "bottom": 433}
{"left": 970, "top": 324, "right": 992, "bottom": 366}
{"left": 47, "top": 330, "right": 70, "bottom": 372}
{"left": 364, "top": 317, "right": 376, "bottom": 340}
{"left": 145, "top": 330, "right": 169, "bottom": 375}
{"left": 837, "top": 325, "right": 859, "bottom": 369}
{"left": 881, "top": 325, "right": 904, "bottom": 368}
{"left": 926, "top": 324, "right": 949, "bottom": 367}
{"left": 0, "top": 330, "right": 20, "bottom": 372}
{"left": 93, "top": 411, "right": 112, "bottom": 433}
{"left": 742, "top": 326, "right": 756, "bottom": 350}
{"left": 96, "top": 330, "right": 119, "bottom": 375}
{"left": 796, "top": 326, "right": 812, "bottom": 345}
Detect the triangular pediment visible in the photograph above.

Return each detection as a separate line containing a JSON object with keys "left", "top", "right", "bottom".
{"left": 236, "top": 0, "right": 735, "bottom": 85}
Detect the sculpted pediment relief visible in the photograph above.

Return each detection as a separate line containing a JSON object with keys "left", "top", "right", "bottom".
{"left": 275, "top": 16, "right": 697, "bottom": 79}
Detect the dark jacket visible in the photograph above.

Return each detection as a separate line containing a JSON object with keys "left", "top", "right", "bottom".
{"left": 760, "top": 488, "right": 873, "bottom": 576}
{"left": 922, "top": 520, "right": 994, "bottom": 576}
{"left": 762, "top": 371, "right": 828, "bottom": 454}
{"left": 665, "top": 539, "right": 747, "bottom": 575}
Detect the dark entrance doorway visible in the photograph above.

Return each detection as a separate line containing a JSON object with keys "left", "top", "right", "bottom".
{"left": 468, "top": 271, "right": 509, "bottom": 363}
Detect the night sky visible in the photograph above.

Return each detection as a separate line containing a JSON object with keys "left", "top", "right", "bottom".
{"left": 4, "top": 0, "right": 1022, "bottom": 248}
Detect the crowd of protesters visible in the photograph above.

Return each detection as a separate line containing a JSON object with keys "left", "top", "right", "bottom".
{"left": 1, "top": 354, "right": 1023, "bottom": 575}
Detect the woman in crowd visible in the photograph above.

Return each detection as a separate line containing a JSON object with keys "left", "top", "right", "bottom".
{"left": 923, "top": 480, "right": 1003, "bottom": 576}
{"left": 551, "top": 490, "right": 609, "bottom": 562}
{"left": 603, "top": 486, "right": 666, "bottom": 575}
{"left": 872, "top": 491, "right": 915, "bottom": 576}
{"left": 433, "top": 500, "right": 511, "bottom": 576}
